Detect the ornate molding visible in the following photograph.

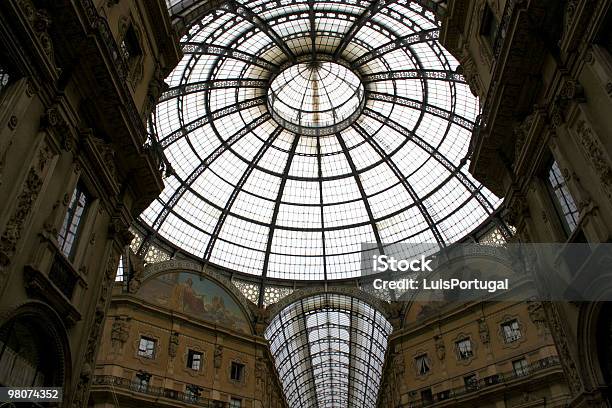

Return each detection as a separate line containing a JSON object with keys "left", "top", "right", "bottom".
{"left": 0, "top": 143, "right": 53, "bottom": 289}
{"left": 70, "top": 250, "right": 120, "bottom": 407}
{"left": 16, "top": 0, "right": 57, "bottom": 68}
{"left": 575, "top": 120, "right": 612, "bottom": 201}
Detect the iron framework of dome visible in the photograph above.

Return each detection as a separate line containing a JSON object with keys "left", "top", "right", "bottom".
{"left": 140, "top": 0, "right": 502, "bottom": 282}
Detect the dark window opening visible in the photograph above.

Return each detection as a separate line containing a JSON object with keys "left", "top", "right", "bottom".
{"left": 187, "top": 350, "right": 202, "bottom": 371}
{"left": 595, "top": 6, "right": 612, "bottom": 57}
{"left": 230, "top": 362, "right": 244, "bottom": 381}
{"left": 480, "top": 4, "right": 499, "bottom": 48}
{"left": 120, "top": 25, "right": 141, "bottom": 62}
{"left": 415, "top": 354, "right": 430, "bottom": 376}
{"left": 0, "top": 318, "right": 59, "bottom": 387}
{"left": 230, "top": 398, "right": 242, "bottom": 408}
{"left": 58, "top": 183, "right": 90, "bottom": 260}
{"left": 420, "top": 388, "right": 433, "bottom": 405}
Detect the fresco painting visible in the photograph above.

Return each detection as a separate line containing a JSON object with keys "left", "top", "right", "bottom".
{"left": 137, "top": 272, "right": 250, "bottom": 333}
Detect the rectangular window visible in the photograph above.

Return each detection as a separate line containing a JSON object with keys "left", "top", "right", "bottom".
{"left": 137, "top": 336, "right": 156, "bottom": 359}
{"left": 547, "top": 160, "right": 579, "bottom": 235}
{"left": 58, "top": 183, "right": 90, "bottom": 259}
{"left": 187, "top": 349, "right": 202, "bottom": 371}
{"left": 415, "top": 354, "right": 430, "bottom": 376}
{"left": 480, "top": 4, "right": 499, "bottom": 48}
{"left": 464, "top": 374, "right": 479, "bottom": 391}
{"left": 420, "top": 389, "right": 433, "bottom": 405}
{"left": 229, "top": 398, "right": 242, "bottom": 408}
{"left": 513, "top": 358, "right": 529, "bottom": 376}
{"left": 501, "top": 319, "right": 522, "bottom": 343}
{"left": 230, "top": 362, "right": 245, "bottom": 381}
{"left": 115, "top": 255, "right": 125, "bottom": 282}
{"left": 456, "top": 338, "right": 473, "bottom": 360}
{"left": 120, "top": 25, "right": 141, "bottom": 62}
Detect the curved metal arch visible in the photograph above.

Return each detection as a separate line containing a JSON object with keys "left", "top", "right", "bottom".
{"left": 266, "top": 287, "right": 391, "bottom": 319}
{"left": 366, "top": 90, "right": 474, "bottom": 131}
{"left": 351, "top": 28, "right": 439, "bottom": 67}
{"left": 202, "top": 125, "right": 283, "bottom": 262}
{"left": 151, "top": 113, "right": 270, "bottom": 230}
{"left": 335, "top": 132, "right": 384, "bottom": 256}
{"left": 265, "top": 292, "right": 392, "bottom": 408}
{"left": 219, "top": 0, "right": 297, "bottom": 63}
{"left": 159, "top": 96, "right": 266, "bottom": 147}
{"left": 361, "top": 108, "right": 496, "bottom": 212}
{"left": 351, "top": 121, "right": 447, "bottom": 246}
{"left": 333, "top": 0, "right": 444, "bottom": 58}
{"left": 159, "top": 78, "right": 268, "bottom": 103}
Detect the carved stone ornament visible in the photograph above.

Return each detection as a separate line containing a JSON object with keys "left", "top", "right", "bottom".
{"left": 435, "top": 335, "right": 446, "bottom": 361}
{"left": 128, "top": 250, "right": 145, "bottom": 293}
{"left": 527, "top": 301, "right": 547, "bottom": 329}
{"left": 575, "top": 120, "right": 612, "bottom": 200}
{"left": 8, "top": 116, "right": 18, "bottom": 130}
{"left": 0, "top": 144, "right": 53, "bottom": 282}
{"left": 249, "top": 304, "right": 270, "bottom": 335}
{"left": 70, "top": 251, "right": 121, "bottom": 407}
{"left": 543, "top": 303, "right": 582, "bottom": 395}
{"left": 393, "top": 351, "right": 405, "bottom": 375}
{"left": 214, "top": 345, "right": 223, "bottom": 369}
{"left": 92, "top": 136, "right": 118, "bottom": 183}
{"left": 42, "top": 107, "right": 74, "bottom": 152}
{"left": 110, "top": 316, "right": 131, "bottom": 352}
{"left": 168, "top": 331, "right": 180, "bottom": 358}
{"left": 16, "top": 0, "right": 56, "bottom": 65}
{"left": 478, "top": 318, "right": 490, "bottom": 344}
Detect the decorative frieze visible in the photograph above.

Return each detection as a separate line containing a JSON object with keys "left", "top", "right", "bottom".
{"left": 575, "top": 120, "right": 612, "bottom": 201}
{"left": 70, "top": 250, "right": 120, "bottom": 407}
{"left": 0, "top": 143, "right": 53, "bottom": 288}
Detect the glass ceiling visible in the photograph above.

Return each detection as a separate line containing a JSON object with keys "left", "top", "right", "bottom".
{"left": 265, "top": 293, "right": 393, "bottom": 408}
{"left": 142, "top": 0, "right": 501, "bottom": 281}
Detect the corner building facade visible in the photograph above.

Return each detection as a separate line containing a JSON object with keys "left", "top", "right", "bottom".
{"left": 0, "top": 0, "right": 179, "bottom": 405}
{"left": 441, "top": 0, "right": 612, "bottom": 406}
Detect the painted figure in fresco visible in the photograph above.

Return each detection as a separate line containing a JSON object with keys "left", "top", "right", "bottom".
{"left": 170, "top": 277, "right": 206, "bottom": 314}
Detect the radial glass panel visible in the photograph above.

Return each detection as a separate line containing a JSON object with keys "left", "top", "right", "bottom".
{"left": 140, "top": 0, "right": 501, "bottom": 280}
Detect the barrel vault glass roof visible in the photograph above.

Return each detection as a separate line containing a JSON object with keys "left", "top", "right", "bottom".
{"left": 142, "top": 0, "right": 501, "bottom": 281}
{"left": 265, "top": 293, "right": 393, "bottom": 408}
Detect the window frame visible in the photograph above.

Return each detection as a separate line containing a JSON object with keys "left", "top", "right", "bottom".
{"left": 230, "top": 361, "right": 245, "bottom": 382}
{"left": 137, "top": 336, "right": 157, "bottom": 359}
{"left": 415, "top": 354, "right": 430, "bottom": 376}
{"left": 512, "top": 358, "right": 529, "bottom": 377}
{"left": 455, "top": 338, "right": 473, "bottom": 360}
{"left": 501, "top": 319, "right": 522, "bottom": 344}
{"left": 57, "top": 183, "right": 90, "bottom": 260}
{"left": 545, "top": 159, "right": 579, "bottom": 236}
{"left": 187, "top": 349, "right": 203, "bottom": 371}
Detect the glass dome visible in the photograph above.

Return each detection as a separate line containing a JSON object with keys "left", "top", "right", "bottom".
{"left": 268, "top": 61, "right": 365, "bottom": 134}
{"left": 143, "top": 0, "right": 500, "bottom": 281}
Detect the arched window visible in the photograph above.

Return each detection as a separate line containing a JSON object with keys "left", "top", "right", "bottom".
{"left": 0, "top": 316, "right": 63, "bottom": 387}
